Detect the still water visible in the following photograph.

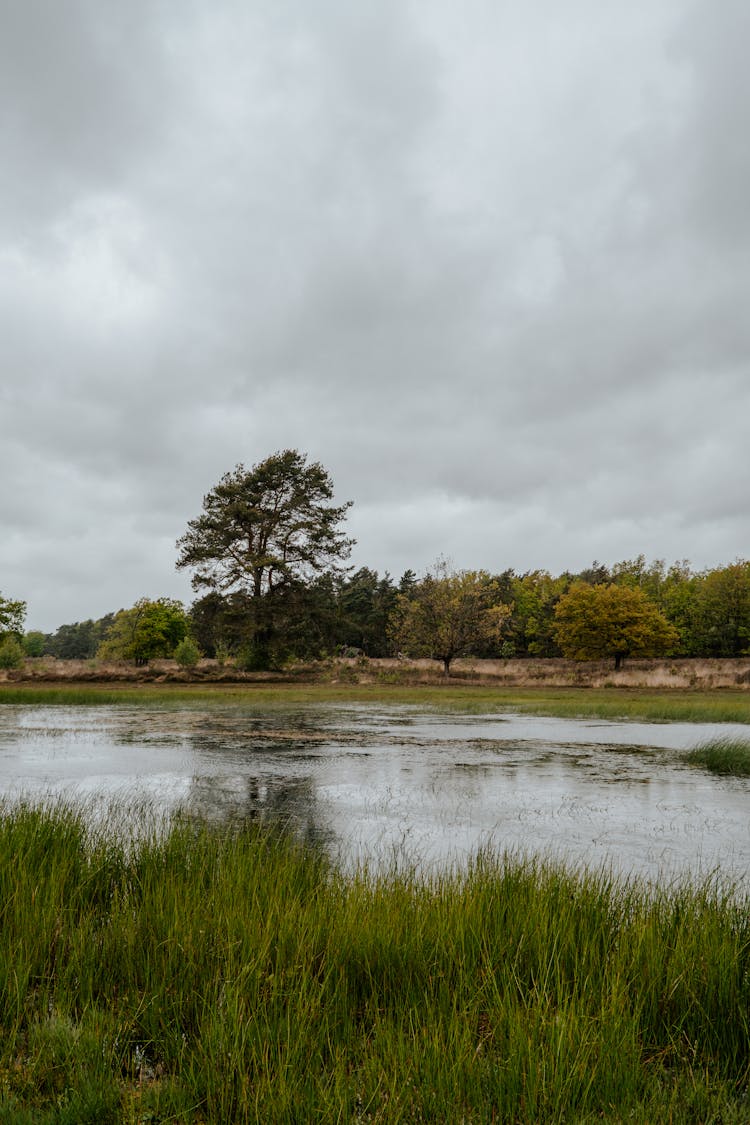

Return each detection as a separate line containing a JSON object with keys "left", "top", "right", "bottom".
{"left": 1, "top": 703, "right": 749, "bottom": 884}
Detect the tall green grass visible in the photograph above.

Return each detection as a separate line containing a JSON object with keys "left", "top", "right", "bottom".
{"left": 1, "top": 803, "right": 750, "bottom": 1122}
{"left": 1, "top": 681, "right": 750, "bottom": 723}
{"left": 684, "top": 736, "right": 750, "bottom": 777}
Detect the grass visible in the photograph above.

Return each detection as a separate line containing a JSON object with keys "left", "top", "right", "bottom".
{"left": 1, "top": 680, "right": 750, "bottom": 723}
{"left": 684, "top": 736, "right": 750, "bottom": 777}
{"left": 2, "top": 803, "right": 750, "bottom": 1123}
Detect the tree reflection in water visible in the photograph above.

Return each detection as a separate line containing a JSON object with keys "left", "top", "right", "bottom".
{"left": 181, "top": 771, "right": 331, "bottom": 853}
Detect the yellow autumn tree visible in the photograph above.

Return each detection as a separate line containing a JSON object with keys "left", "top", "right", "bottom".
{"left": 553, "top": 582, "right": 680, "bottom": 670}
{"left": 391, "top": 560, "right": 511, "bottom": 676}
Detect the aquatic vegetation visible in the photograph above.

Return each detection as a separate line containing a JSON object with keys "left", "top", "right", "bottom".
{"left": 1, "top": 803, "right": 750, "bottom": 1122}
{"left": 684, "top": 736, "right": 750, "bottom": 777}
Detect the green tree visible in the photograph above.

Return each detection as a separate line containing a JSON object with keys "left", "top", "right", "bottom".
{"left": 98, "top": 598, "right": 189, "bottom": 665}
{"left": 607, "top": 557, "right": 700, "bottom": 654}
{"left": 575, "top": 561, "right": 611, "bottom": 586}
{"left": 398, "top": 569, "right": 417, "bottom": 597}
{"left": 508, "top": 570, "right": 568, "bottom": 657}
{"left": 392, "top": 561, "right": 511, "bottom": 676}
{"left": 22, "top": 631, "right": 45, "bottom": 657}
{"left": 188, "top": 591, "right": 255, "bottom": 659}
{"left": 286, "top": 573, "right": 340, "bottom": 660}
{"left": 688, "top": 561, "right": 750, "bottom": 657}
{"left": 553, "top": 583, "right": 680, "bottom": 670}
{"left": 176, "top": 450, "right": 353, "bottom": 668}
{"left": 336, "top": 568, "right": 398, "bottom": 657}
{"left": 0, "top": 636, "right": 25, "bottom": 670}
{"left": 0, "top": 593, "right": 26, "bottom": 642}
{"left": 609, "top": 555, "right": 666, "bottom": 598}
{"left": 44, "top": 616, "right": 115, "bottom": 659}
{"left": 655, "top": 561, "right": 696, "bottom": 653}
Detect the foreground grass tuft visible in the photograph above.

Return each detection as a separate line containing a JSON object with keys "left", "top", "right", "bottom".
{"left": 684, "top": 736, "right": 750, "bottom": 777}
{"left": 2, "top": 803, "right": 750, "bottom": 1122}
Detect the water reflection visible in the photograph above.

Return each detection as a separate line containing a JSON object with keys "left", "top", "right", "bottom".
{"left": 1, "top": 703, "right": 749, "bottom": 884}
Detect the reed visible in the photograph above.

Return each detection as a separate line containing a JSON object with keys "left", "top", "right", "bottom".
{"left": 1, "top": 803, "right": 749, "bottom": 1122}
{"left": 684, "top": 736, "right": 750, "bottom": 777}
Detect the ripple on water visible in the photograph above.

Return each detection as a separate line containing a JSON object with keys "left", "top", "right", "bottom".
{"left": 0, "top": 703, "right": 748, "bottom": 884}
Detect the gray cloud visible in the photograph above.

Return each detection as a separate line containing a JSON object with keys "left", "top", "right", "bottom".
{"left": 1, "top": 0, "right": 748, "bottom": 631}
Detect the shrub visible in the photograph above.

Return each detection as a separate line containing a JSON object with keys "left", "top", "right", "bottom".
{"left": 173, "top": 637, "right": 201, "bottom": 668}
{"left": 0, "top": 637, "right": 25, "bottom": 670}
{"left": 235, "top": 644, "right": 261, "bottom": 672}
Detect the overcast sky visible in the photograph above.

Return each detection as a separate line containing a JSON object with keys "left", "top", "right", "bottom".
{"left": 2, "top": 0, "right": 748, "bottom": 632}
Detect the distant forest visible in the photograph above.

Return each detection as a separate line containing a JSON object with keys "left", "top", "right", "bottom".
{"left": 7, "top": 453, "right": 749, "bottom": 671}
{"left": 35, "top": 556, "right": 750, "bottom": 664}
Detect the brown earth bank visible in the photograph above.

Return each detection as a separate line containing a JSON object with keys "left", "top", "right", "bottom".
{"left": 3, "top": 656, "right": 750, "bottom": 689}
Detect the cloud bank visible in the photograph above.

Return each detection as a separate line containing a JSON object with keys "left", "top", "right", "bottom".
{"left": 1, "top": 0, "right": 748, "bottom": 630}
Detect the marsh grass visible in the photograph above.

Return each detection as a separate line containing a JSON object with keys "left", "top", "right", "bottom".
{"left": 684, "top": 736, "right": 750, "bottom": 777}
{"left": 2, "top": 803, "right": 750, "bottom": 1122}
{"left": 1, "top": 681, "right": 750, "bottom": 724}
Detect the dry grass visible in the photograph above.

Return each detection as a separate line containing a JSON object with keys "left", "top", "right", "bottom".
{"left": 4, "top": 655, "right": 750, "bottom": 690}
{"left": 427, "top": 656, "right": 750, "bottom": 690}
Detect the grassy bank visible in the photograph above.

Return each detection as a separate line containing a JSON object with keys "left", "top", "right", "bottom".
{"left": 1, "top": 805, "right": 750, "bottom": 1123}
{"left": 1, "top": 680, "right": 750, "bottom": 723}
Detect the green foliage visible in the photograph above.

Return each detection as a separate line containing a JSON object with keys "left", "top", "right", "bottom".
{"left": 2, "top": 805, "right": 750, "bottom": 1122}
{"left": 397, "top": 568, "right": 417, "bottom": 596}
{"left": 234, "top": 641, "right": 271, "bottom": 672}
{"left": 173, "top": 636, "right": 201, "bottom": 668}
{"left": 22, "top": 631, "right": 45, "bottom": 657}
{"left": 43, "top": 615, "right": 115, "bottom": 660}
{"left": 392, "top": 560, "right": 511, "bottom": 674}
{"left": 182, "top": 548, "right": 750, "bottom": 668}
{"left": 609, "top": 554, "right": 668, "bottom": 599}
{"left": 177, "top": 449, "right": 354, "bottom": 669}
{"left": 189, "top": 591, "right": 254, "bottom": 659}
{"left": 554, "top": 583, "right": 680, "bottom": 669}
{"left": 508, "top": 569, "right": 568, "bottom": 656}
{"left": 574, "top": 559, "right": 612, "bottom": 585}
{"left": 655, "top": 561, "right": 697, "bottom": 647}
{"left": 335, "top": 567, "right": 398, "bottom": 656}
{"left": 97, "top": 598, "right": 188, "bottom": 665}
{"left": 0, "top": 636, "right": 25, "bottom": 670}
{"left": 0, "top": 592, "right": 26, "bottom": 641}
{"left": 684, "top": 737, "right": 750, "bottom": 777}
{"left": 688, "top": 560, "right": 750, "bottom": 657}
{"left": 177, "top": 449, "right": 353, "bottom": 598}
{"left": 18, "top": 556, "right": 750, "bottom": 670}
{"left": 602, "top": 557, "right": 750, "bottom": 658}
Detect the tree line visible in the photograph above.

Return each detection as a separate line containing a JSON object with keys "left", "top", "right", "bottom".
{"left": 2, "top": 450, "right": 749, "bottom": 671}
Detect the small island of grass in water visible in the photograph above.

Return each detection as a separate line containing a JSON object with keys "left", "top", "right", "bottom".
{"left": 2, "top": 803, "right": 750, "bottom": 1123}
{"left": 684, "top": 735, "right": 750, "bottom": 777}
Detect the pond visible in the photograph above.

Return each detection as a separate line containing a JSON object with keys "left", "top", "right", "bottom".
{"left": 1, "top": 703, "right": 749, "bottom": 884}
